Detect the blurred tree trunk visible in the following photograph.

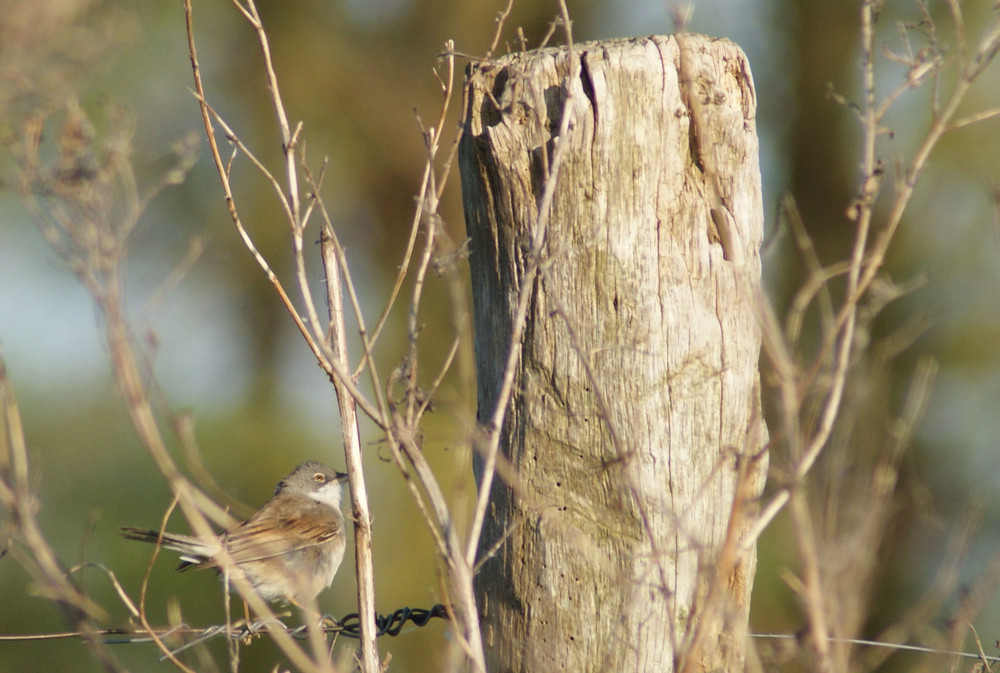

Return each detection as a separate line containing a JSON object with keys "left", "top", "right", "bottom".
{"left": 460, "top": 35, "right": 767, "bottom": 672}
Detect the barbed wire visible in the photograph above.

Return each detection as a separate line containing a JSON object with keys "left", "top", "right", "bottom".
{"left": 0, "top": 603, "right": 450, "bottom": 656}
{"left": 751, "top": 633, "right": 1000, "bottom": 664}
{"left": 4, "top": 618, "right": 998, "bottom": 666}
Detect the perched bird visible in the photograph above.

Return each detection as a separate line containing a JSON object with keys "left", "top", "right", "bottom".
{"left": 122, "top": 461, "right": 349, "bottom": 606}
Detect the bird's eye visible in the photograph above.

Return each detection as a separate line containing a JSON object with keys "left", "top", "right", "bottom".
{"left": 313, "top": 473, "right": 325, "bottom": 483}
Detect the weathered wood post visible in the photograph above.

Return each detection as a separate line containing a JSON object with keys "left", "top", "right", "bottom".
{"left": 459, "top": 35, "right": 766, "bottom": 672}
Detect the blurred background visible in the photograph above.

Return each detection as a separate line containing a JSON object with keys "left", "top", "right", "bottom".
{"left": 1, "top": 0, "right": 999, "bottom": 671}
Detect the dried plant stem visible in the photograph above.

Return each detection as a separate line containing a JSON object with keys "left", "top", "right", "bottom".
{"left": 0, "top": 357, "right": 123, "bottom": 673}
{"left": 745, "top": 3, "right": 1000, "bottom": 671}
{"left": 746, "top": 0, "right": 1000, "bottom": 553}
{"left": 320, "top": 231, "right": 378, "bottom": 670}
{"left": 183, "top": 1, "right": 380, "bottom": 424}
{"left": 184, "top": 0, "right": 377, "bottom": 670}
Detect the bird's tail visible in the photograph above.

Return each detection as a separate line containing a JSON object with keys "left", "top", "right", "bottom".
{"left": 120, "top": 526, "right": 217, "bottom": 570}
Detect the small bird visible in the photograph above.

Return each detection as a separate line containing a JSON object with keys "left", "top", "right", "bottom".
{"left": 122, "top": 461, "right": 349, "bottom": 606}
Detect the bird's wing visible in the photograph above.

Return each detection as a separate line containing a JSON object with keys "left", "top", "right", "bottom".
{"left": 221, "top": 494, "right": 342, "bottom": 565}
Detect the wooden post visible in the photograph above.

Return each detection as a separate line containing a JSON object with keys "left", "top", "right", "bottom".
{"left": 460, "top": 35, "right": 766, "bottom": 672}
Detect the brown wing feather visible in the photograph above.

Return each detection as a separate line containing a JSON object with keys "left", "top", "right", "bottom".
{"left": 220, "top": 492, "right": 341, "bottom": 566}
